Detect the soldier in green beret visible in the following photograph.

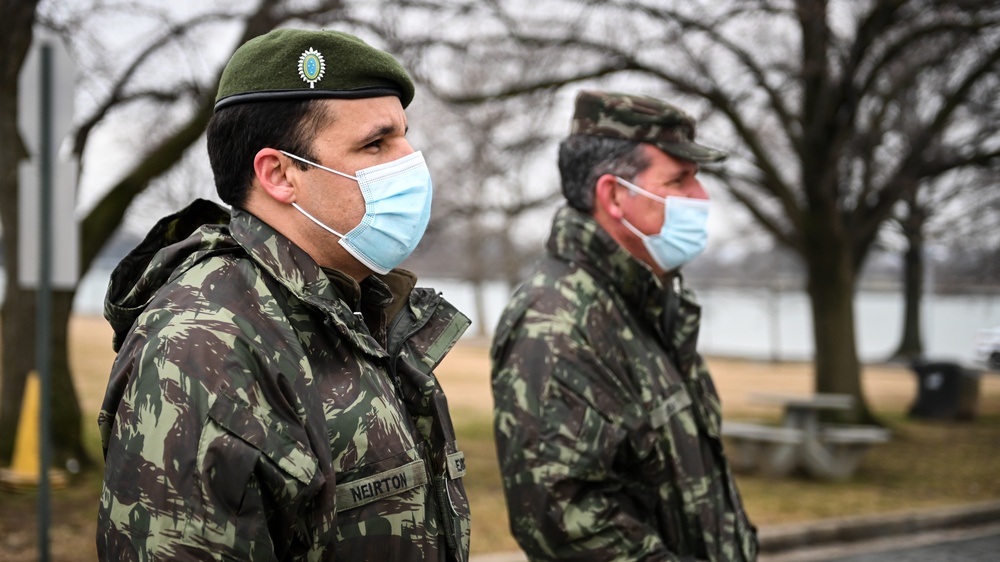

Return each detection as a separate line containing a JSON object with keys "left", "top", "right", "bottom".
{"left": 491, "top": 90, "right": 758, "bottom": 561}
{"left": 97, "top": 29, "right": 471, "bottom": 561}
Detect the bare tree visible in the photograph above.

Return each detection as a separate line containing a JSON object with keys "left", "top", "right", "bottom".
{"left": 0, "top": 0, "right": 47, "bottom": 467}
{"left": 1, "top": 0, "right": 552, "bottom": 467}
{"left": 885, "top": 162, "right": 1000, "bottom": 361}
{"left": 384, "top": 0, "right": 1000, "bottom": 422}
{"left": 400, "top": 84, "right": 564, "bottom": 334}
{"left": 0, "top": 0, "right": 370, "bottom": 467}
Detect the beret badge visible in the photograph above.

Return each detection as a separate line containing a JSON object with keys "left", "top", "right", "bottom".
{"left": 298, "top": 48, "right": 326, "bottom": 88}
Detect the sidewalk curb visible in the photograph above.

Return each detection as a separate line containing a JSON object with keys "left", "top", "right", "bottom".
{"left": 759, "top": 500, "right": 1000, "bottom": 553}
{"left": 469, "top": 501, "right": 1000, "bottom": 562}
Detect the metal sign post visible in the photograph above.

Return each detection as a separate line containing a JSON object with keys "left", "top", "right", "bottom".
{"left": 38, "top": 42, "right": 54, "bottom": 562}
{"left": 16, "top": 31, "right": 77, "bottom": 562}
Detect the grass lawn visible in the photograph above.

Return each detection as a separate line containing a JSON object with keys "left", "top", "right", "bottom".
{"left": 457, "top": 407, "right": 1000, "bottom": 555}
{"left": 1, "top": 316, "right": 999, "bottom": 560}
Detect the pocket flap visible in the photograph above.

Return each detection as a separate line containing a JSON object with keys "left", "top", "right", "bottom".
{"left": 208, "top": 393, "right": 317, "bottom": 485}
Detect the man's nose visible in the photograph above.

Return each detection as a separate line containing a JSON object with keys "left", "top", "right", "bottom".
{"left": 688, "top": 178, "right": 709, "bottom": 200}
{"left": 395, "top": 139, "right": 416, "bottom": 159}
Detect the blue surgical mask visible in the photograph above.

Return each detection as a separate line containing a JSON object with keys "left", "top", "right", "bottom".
{"left": 615, "top": 176, "right": 709, "bottom": 272}
{"left": 282, "top": 150, "right": 433, "bottom": 275}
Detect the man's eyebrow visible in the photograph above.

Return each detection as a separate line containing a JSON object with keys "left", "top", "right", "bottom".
{"left": 357, "top": 123, "right": 406, "bottom": 146}
{"left": 672, "top": 164, "right": 699, "bottom": 180}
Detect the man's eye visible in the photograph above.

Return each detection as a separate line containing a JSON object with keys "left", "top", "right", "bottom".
{"left": 364, "top": 139, "right": 384, "bottom": 150}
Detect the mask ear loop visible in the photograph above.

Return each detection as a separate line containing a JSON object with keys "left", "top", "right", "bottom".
{"left": 280, "top": 150, "right": 358, "bottom": 181}
{"left": 615, "top": 176, "right": 668, "bottom": 204}
{"left": 620, "top": 217, "right": 651, "bottom": 240}
{"left": 281, "top": 150, "right": 359, "bottom": 239}
{"left": 615, "top": 175, "right": 667, "bottom": 239}
{"left": 290, "top": 203, "right": 347, "bottom": 239}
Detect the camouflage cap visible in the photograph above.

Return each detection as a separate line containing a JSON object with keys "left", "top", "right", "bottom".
{"left": 570, "top": 90, "right": 727, "bottom": 163}
{"left": 215, "top": 29, "right": 415, "bottom": 112}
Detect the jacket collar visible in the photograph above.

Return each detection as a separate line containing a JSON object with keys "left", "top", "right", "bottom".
{"left": 547, "top": 205, "right": 676, "bottom": 337}
{"left": 104, "top": 199, "right": 403, "bottom": 358}
{"left": 229, "top": 207, "right": 415, "bottom": 316}
{"left": 230, "top": 208, "right": 423, "bottom": 358}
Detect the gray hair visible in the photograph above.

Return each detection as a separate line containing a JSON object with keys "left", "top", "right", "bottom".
{"left": 557, "top": 135, "right": 649, "bottom": 212}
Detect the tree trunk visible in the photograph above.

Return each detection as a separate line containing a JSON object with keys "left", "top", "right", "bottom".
{"left": 471, "top": 281, "right": 488, "bottom": 338}
{"left": 0, "top": 0, "right": 41, "bottom": 465}
{"left": 891, "top": 196, "right": 926, "bottom": 362}
{"left": 892, "top": 232, "right": 925, "bottom": 362}
{"left": 0, "top": 291, "right": 35, "bottom": 465}
{"left": 3, "top": 0, "right": 289, "bottom": 469}
{"left": 51, "top": 290, "right": 91, "bottom": 468}
{"left": 805, "top": 245, "right": 875, "bottom": 424}
{"left": 0, "top": 241, "right": 90, "bottom": 471}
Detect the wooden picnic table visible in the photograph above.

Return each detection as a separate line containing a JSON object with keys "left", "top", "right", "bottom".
{"left": 751, "top": 392, "right": 854, "bottom": 431}
{"left": 722, "top": 393, "right": 890, "bottom": 481}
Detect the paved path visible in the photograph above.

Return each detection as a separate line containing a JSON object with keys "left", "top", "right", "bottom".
{"left": 765, "top": 522, "right": 1000, "bottom": 561}
{"left": 476, "top": 526, "right": 1000, "bottom": 562}
{"left": 828, "top": 533, "right": 1000, "bottom": 561}
{"left": 472, "top": 503, "right": 1000, "bottom": 562}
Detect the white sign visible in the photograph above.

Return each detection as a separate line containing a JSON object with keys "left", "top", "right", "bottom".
{"left": 17, "top": 31, "right": 79, "bottom": 290}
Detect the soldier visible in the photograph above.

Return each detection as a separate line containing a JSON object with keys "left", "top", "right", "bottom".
{"left": 97, "top": 29, "right": 471, "bottom": 561}
{"left": 491, "top": 90, "right": 758, "bottom": 561}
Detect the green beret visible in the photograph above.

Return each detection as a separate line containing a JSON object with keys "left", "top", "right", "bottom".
{"left": 570, "top": 90, "right": 727, "bottom": 163}
{"left": 215, "top": 29, "right": 415, "bottom": 112}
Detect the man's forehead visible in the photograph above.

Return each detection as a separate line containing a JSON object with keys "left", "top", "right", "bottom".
{"left": 641, "top": 143, "right": 700, "bottom": 172}
{"left": 322, "top": 95, "right": 405, "bottom": 117}
{"left": 318, "top": 97, "right": 407, "bottom": 136}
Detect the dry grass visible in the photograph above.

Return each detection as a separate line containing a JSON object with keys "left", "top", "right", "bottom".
{"left": 1, "top": 316, "right": 999, "bottom": 560}
{"left": 439, "top": 342, "right": 1000, "bottom": 554}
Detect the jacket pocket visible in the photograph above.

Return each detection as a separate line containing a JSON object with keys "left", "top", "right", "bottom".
{"left": 648, "top": 384, "right": 706, "bottom": 480}
{"left": 207, "top": 393, "right": 318, "bottom": 487}
{"left": 182, "top": 393, "right": 322, "bottom": 554}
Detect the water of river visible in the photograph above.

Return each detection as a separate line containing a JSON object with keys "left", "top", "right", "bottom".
{"left": 6, "top": 268, "right": 999, "bottom": 365}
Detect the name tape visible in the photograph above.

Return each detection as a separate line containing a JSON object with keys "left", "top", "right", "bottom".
{"left": 447, "top": 451, "right": 466, "bottom": 479}
{"left": 651, "top": 391, "right": 692, "bottom": 429}
{"left": 336, "top": 459, "right": 428, "bottom": 513}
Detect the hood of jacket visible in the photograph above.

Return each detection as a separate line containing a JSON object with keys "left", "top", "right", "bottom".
{"left": 104, "top": 199, "right": 234, "bottom": 352}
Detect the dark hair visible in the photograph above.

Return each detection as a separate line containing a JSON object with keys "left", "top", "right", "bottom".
{"left": 557, "top": 135, "right": 649, "bottom": 212}
{"left": 206, "top": 99, "right": 331, "bottom": 207}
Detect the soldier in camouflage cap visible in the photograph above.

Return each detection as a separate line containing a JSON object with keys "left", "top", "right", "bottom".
{"left": 98, "top": 28, "right": 472, "bottom": 561}
{"left": 491, "top": 90, "right": 758, "bottom": 561}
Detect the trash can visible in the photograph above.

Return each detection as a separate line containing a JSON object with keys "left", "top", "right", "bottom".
{"left": 908, "top": 361, "right": 981, "bottom": 420}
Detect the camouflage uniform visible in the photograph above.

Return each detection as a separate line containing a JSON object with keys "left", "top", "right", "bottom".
{"left": 97, "top": 200, "right": 471, "bottom": 561}
{"left": 491, "top": 206, "right": 758, "bottom": 561}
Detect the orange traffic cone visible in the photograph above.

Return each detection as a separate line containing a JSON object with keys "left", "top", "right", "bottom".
{"left": 0, "top": 371, "right": 68, "bottom": 490}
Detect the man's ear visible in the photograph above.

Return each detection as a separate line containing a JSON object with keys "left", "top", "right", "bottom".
{"left": 593, "top": 174, "right": 625, "bottom": 220}
{"left": 253, "top": 148, "right": 297, "bottom": 204}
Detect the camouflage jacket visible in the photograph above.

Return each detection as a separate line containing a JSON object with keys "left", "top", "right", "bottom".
{"left": 491, "top": 206, "right": 757, "bottom": 562}
{"left": 97, "top": 200, "right": 471, "bottom": 561}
